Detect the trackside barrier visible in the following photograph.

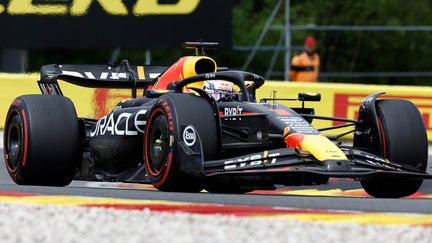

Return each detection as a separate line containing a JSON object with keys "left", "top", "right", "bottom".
{"left": 0, "top": 74, "right": 431, "bottom": 141}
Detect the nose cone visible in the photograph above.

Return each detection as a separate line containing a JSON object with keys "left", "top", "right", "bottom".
{"left": 284, "top": 133, "right": 347, "bottom": 161}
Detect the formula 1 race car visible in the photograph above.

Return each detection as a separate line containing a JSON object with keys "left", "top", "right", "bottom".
{"left": 3, "top": 42, "right": 431, "bottom": 198}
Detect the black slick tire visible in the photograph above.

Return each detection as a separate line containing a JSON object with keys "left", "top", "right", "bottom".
{"left": 3, "top": 95, "right": 81, "bottom": 186}
{"left": 361, "top": 99, "right": 428, "bottom": 198}
{"left": 144, "top": 93, "right": 217, "bottom": 192}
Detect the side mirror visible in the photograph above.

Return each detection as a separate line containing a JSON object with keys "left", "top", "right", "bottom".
{"left": 298, "top": 92, "right": 321, "bottom": 102}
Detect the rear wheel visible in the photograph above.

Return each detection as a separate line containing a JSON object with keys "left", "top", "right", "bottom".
{"left": 360, "top": 99, "right": 428, "bottom": 198}
{"left": 3, "top": 95, "right": 81, "bottom": 186}
{"left": 144, "top": 93, "right": 218, "bottom": 192}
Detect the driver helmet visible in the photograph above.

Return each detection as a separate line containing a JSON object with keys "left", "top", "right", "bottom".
{"left": 203, "top": 80, "right": 234, "bottom": 101}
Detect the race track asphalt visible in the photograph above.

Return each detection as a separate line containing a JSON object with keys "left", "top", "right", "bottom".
{"left": 0, "top": 145, "right": 431, "bottom": 214}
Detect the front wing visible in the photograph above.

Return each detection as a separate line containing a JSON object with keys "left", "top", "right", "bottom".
{"left": 202, "top": 148, "right": 432, "bottom": 180}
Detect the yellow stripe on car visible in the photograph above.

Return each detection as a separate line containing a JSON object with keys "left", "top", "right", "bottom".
{"left": 301, "top": 135, "right": 348, "bottom": 161}
{"left": 137, "top": 66, "right": 145, "bottom": 80}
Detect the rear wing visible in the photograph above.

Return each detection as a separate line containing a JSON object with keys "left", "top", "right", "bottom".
{"left": 38, "top": 60, "right": 168, "bottom": 98}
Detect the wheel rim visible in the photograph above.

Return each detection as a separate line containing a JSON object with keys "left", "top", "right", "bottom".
{"left": 147, "top": 114, "right": 169, "bottom": 176}
{"left": 6, "top": 114, "right": 23, "bottom": 172}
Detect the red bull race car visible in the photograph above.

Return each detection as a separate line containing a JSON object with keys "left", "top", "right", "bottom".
{"left": 3, "top": 42, "right": 431, "bottom": 198}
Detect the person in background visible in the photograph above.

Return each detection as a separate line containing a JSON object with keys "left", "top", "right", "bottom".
{"left": 288, "top": 36, "right": 320, "bottom": 82}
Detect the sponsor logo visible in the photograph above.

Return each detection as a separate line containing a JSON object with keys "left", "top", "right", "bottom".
{"left": 2, "top": 0, "right": 201, "bottom": 16}
{"left": 204, "top": 73, "right": 216, "bottom": 79}
{"left": 159, "top": 100, "right": 174, "bottom": 132}
{"left": 213, "top": 89, "right": 233, "bottom": 95}
{"left": 62, "top": 70, "right": 127, "bottom": 80}
{"left": 182, "top": 126, "right": 196, "bottom": 146}
{"left": 61, "top": 70, "right": 161, "bottom": 80}
{"left": 224, "top": 106, "right": 243, "bottom": 116}
{"left": 90, "top": 110, "right": 147, "bottom": 137}
{"left": 283, "top": 133, "right": 305, "bottom": 150}
{"left": 224, "top": 152, "right": 280, "bottom": 170}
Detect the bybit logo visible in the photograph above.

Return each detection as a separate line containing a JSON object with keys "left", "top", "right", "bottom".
{"left": 0, "top": 0, "right": 201, "bottom": 16}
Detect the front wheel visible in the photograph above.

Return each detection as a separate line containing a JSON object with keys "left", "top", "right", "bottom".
{"left": 144, "top": 93, "right": 218, "bottom": 192}
{"left": 360, "top": 99, "right": 428, "bottom": 198}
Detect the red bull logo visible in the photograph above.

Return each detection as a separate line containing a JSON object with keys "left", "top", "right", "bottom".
{"left": 283, "top": 127, "right": 305, "bottom": 150}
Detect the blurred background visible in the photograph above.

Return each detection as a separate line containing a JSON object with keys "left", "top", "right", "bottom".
{"left": 1, "top": 0, "right": 432, "bottom": 86}
{"left": 0, "top": 0, "right": 431, "bottom": 143}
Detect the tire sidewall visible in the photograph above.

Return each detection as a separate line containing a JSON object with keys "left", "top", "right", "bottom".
{"left": 376, "top": 99, "right": 428, "bottom": 170}
{"left": 4, "top": 99, "right": 29, "bottom": 183}
{"left": 361, "top": 99, "right": 427, "bottom": 198}
{"left": 144, "top": 93, "right": 218, "bottom": 191}
{"left": 144, "top": 98, "right": 178, "bottom": 188}
{"left": 3, "top": 95, "right": 80, "bottom": 186}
